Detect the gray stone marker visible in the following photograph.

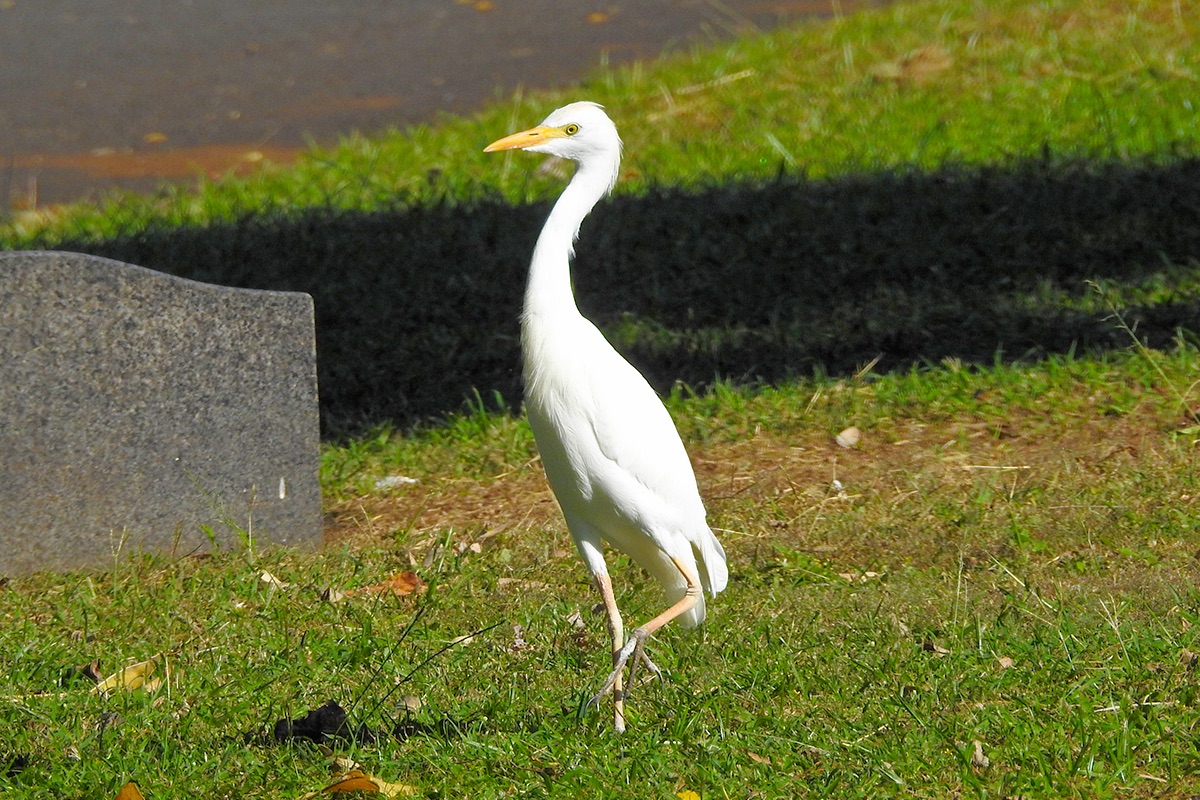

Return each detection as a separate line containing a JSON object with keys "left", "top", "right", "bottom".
{"left": 0, "top": 250, "right": 321, "bottom": 575}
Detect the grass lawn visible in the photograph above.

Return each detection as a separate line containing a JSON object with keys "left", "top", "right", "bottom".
{"left": 3, "top": 0, "right": 1200, "bottom": 797}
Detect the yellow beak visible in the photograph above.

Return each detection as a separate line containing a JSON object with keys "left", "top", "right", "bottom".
{"left": 483, "top": 124, "right": 561, "bottom": 153}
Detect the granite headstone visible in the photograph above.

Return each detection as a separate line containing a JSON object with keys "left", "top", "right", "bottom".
{"left": 0, "top": 250, "right": 321, "bottom": 574}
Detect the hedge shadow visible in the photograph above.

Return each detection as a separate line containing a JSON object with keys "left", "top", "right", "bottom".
{"left": 52, "top": 156, "right": 1200, "bottom": 434}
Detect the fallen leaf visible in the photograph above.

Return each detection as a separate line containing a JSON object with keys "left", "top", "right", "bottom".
{"left": 747, "top": 751, "right": 772, "bottom": 765}
{"left": 971, "top": 739, "right": 990, "bottom": 769}
{"left": 449, "top": 633, "right": 475, "bottom": 646}
{"left": 586, "top": 11, "right": 611, "bottom": 24}
{"left": 922, "top": 639, "right": 951, "bottom": 656}
{"left": 321, "top": 586, "right": 347, "bottom": 603}
{"left": 306, "top": 769, "right": 416, "bottom": 797}
{"left": 997, "top": 655, "right": 1015, "bottom": 669}
{"left": 260, "top": 569, "right": 289, "bottom": 590}
{"left": 331, "top": 755, "right": 361, "bottom": 773}
{"left": 420, "top": 543, "right": 442, "bottom": 569}
{"left": 835, "top": 426, "right": 861, "bottom": 448}
{"left": 115, "top": 781, "right": 145, "bottom": 800}
{"left": 676, "top": 791, "right": 701, "bottom": 800}
{"left": 368, "top": 775, "right": 418, "bottom": 796}
{"left": 94, "top": 657, "right": 166, "bottom": 695}
{"left": 345, "top": 572, "right": 426, "bottom": 598}
{"left": 142, "top": 132, "right": 168, "bottom": 144}
{"left": 322, "top": 771, "right": 379, "bottom": 793}
{"left": 452, "top": 540, "right": 483, "bottom": 556}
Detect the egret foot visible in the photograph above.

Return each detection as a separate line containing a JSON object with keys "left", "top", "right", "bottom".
{"left": 590, "top": 627, "right": 660, "bottom": 709}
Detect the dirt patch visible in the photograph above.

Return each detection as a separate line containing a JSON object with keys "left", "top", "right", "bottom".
{"left": 325, "top": 394, "right": 1196, "bottom": 574}
{"left": 325, "top": 467, "right": 561, "bottom": 549}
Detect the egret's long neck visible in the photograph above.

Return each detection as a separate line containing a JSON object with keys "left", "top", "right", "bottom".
{"left": 523, "top": 156, "right": 616, "bottom": 320}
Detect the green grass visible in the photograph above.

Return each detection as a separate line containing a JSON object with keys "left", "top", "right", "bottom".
{"left": 4, "top": 345, "right": 1200, "bottom": 798}
{"left": 4, "top": 0, "right": 1200, "bottom": 796}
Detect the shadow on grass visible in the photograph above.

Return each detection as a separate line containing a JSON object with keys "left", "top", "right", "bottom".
{"left": 46, "top": 156, "right": 1200, "bottom": 435}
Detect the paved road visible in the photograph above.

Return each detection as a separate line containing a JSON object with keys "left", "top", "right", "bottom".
{"left": 0, "top": 0, "right": 882, "bottom": 206}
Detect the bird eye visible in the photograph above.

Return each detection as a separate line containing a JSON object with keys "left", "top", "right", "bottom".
{"left": 563, "top": 123, "right": 580, "bottom": 135}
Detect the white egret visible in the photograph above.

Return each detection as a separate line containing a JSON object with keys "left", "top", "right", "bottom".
{"left": 485, "top": 102, "right": 728, "bottom": 732}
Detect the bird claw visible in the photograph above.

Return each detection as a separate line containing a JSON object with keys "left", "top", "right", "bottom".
{"left": 589, "top": 628, "right": 658, "bottom": 709}
{"left": 638, "top": 647, "right": 663, "bottom": 677}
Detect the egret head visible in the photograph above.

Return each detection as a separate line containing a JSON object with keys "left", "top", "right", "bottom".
{"left": 484, "top": 101, "right": 622, "bottom": 171}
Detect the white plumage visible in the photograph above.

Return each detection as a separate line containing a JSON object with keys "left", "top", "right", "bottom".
{"left": 485, "top": 102, "right": 727, "bottom": 732}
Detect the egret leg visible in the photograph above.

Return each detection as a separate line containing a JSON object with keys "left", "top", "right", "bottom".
{"left": 593, "top": 573, "right": 627, "bottom": 733}
{"left": 591, "top": 556, "right": 701, "bottom": 710}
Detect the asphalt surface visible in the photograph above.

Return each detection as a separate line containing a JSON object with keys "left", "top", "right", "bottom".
{"left": 0, "top": 1, "right": 879, "bottom": 205}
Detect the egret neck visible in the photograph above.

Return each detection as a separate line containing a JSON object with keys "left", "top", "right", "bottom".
{"left": 523, "top": 154, "right": 618, "bottom": 321}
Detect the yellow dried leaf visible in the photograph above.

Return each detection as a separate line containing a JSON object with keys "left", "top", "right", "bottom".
{"left": 318, "top": 769, "right": 417, "bottom": 797}
{"left": 142, "top": 132, "right": 168, "bottom": 144}
{"left": 371, "top": 777, "right": 417, "bottom": 797}
{"left": 676, "top": 791, "right": 701, "bottom": 800}
{"left": 115, "top": 781, "right": 145, "bottom": 800}
{"left": 344, "top": 572, "right": 426, "bottom": 598}
{"left": 94, "top": 657, "right": 164, "bottom": 694}
{"left": 586, "top": 11, "right": 610, "bottom": 23}
{"left": 322, "top": 770, "right": 379, "bottom": 793}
